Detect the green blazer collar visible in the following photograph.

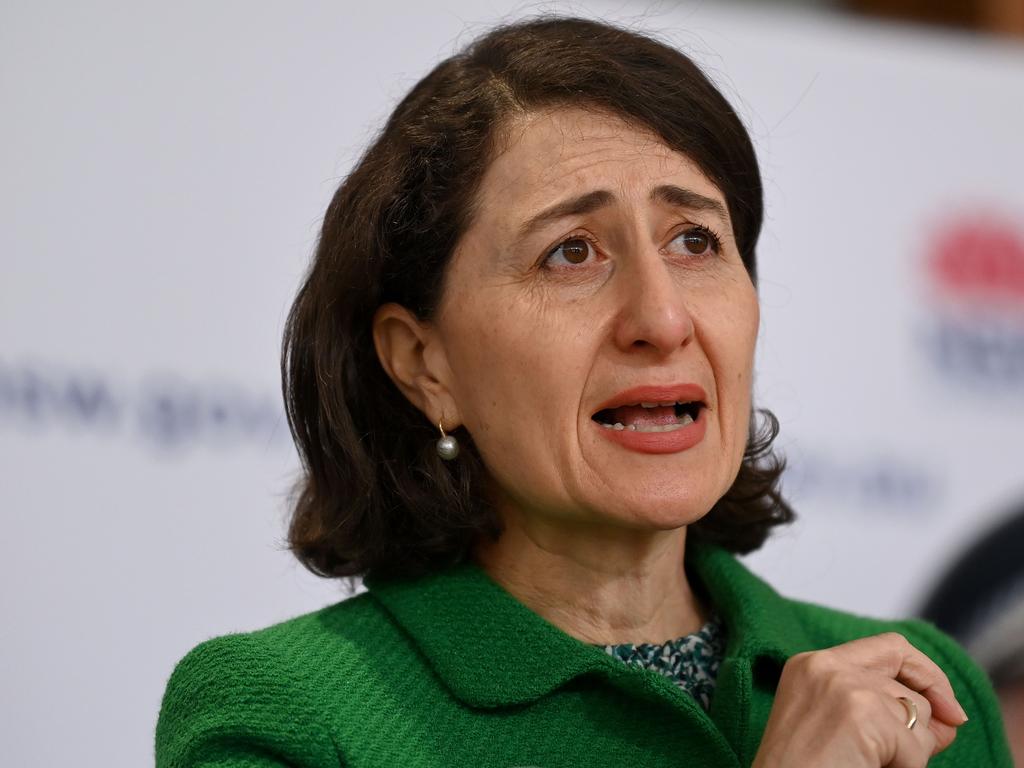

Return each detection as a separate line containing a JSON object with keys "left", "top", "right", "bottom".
{"left": 364, "top": 535, "right": 813, "bottom": 709}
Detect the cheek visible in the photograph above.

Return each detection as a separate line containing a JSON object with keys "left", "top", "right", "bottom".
{"left": 730, "top": 285, "right": 759, "bottom": 463}
{"left": 443, "top": 292, "right": 584, "bottom": 447}
{"left": 442, "top": 300, "right": 593, "bottom": 511}
{"left": 724, "top": 274, "right": 759, "bottom": 373}
{"left": 737, "top": 289, "right": 759, "bottom": 390}
{"left": 704, "top": 276, "right": 759, "bottom": 453}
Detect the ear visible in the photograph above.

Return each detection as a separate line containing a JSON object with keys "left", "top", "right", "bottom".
{"left": 372, "top": 303, "right": 460, "bottom": 428}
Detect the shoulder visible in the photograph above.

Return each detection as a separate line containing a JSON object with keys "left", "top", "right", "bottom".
{"left": 156, "top": 591, "right": 389, "bottom": 767}
{"left": 781, "top": 597, "right": 1014, "bottom": 767}
{"left": 158, "top": 590, "right": 385, "bottom": 701}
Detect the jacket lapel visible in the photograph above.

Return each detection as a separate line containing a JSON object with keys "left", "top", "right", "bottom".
{"left": 685, "top": 536, "right": 815, "bottom": 663}
{"left": 684, "top": 537, "right": 817, "bottom": 762}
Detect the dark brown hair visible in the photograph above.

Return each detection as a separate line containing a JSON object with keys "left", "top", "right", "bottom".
{"left": 281, "top": 15, "right": 795, "bottom": 587}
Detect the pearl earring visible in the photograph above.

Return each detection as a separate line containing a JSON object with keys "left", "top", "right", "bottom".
{"left": 436, "top": 421, "right": 460, "bottom": 461}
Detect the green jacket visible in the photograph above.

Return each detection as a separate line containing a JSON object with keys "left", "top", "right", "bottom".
{"left": 155, "top": 537, "right": 1014, "bottom": 767}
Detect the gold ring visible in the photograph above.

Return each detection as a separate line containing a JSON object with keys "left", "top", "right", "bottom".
{"left": 897, "top": 696, "right": 918, "bottom": 730}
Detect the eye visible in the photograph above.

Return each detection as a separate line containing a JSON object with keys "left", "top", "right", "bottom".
{"left": 544, "top": 235, "right": 598, "bottom": 268}
{"left": 668, "top": 225, "right": 722, "bottom": 258}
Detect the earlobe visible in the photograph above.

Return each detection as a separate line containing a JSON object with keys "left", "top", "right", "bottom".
{"left": 371, "top": 303, "right": 460, "bottom": 426}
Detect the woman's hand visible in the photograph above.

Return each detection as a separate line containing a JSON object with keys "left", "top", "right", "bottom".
{"left": 751, "top": 632, "right": 969, "bottom": 768}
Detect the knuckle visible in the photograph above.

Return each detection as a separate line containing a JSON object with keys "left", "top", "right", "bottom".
{"left": 916, "top": 694, "right": 933, "bottom": 721}
{"left": 801, "top": 649, "right": 837, "bottom": 675}
{"left": 839, "top": 687, "right": 877, "bottom": 719}
{"left": 922, "top": 728, "right": 938, "bottom": 754}
{"left": 821, "top": 668, "right": 852, "bottom": 699}
{"left": 781, "top": 650, "right": 820, "bottom": 680}
{"left": 880, "top": 631, "right": 910, "bottom": 648}
{"left": 853, "top": 687, "right": 880, "bottom": 714}
{"left": 787, "top": 649, "right": 815, "bottom": 666}
{"left": 940, "top": 723, "right": 960, "bottom": 752}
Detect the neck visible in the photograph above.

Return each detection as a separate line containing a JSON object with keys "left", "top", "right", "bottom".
{"left": 472, "top": 503, "right": 709, "bottom": 646}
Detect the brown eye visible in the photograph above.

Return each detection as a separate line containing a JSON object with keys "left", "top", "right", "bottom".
{"left": 546, "top": 237, "right": 594, "bottom": 266}
{"left": 682, "top": 231, "right": 709, "bottom": 254}
{"left": 670, "top": 226, "right": 721, "bottom": 257}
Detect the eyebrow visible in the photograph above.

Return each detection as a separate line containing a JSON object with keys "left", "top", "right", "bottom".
{"left": 649, "top": 185, "right": 729, "bottom": 223}
{"left": 516, "top": 189, "right": 616, "bottom": 239}
{"left": 515, "top": 184, "right": 729, "bottom": 241}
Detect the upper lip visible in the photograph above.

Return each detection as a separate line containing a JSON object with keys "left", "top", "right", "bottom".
{"left": 592, "top": 383, "right": 709, "bottom": 415}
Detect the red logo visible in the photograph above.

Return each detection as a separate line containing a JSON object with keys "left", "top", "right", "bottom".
{"left": 927, "top": 214, "right": 1024, "bottom": 304}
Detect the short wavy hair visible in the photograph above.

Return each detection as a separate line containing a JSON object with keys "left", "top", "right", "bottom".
{"left": 281, "top": 15, "right": 795, "bottom": 586}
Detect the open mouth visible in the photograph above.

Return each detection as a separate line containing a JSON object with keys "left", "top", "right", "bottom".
{"left": 591, "top": 400, "right": 704, "bottom": 433}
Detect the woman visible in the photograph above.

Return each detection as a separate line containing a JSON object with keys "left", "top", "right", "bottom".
{"left": 156, "top": 16, "right": 1012, "bottom": 767}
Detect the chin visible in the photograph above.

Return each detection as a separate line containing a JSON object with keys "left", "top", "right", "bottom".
{"left": 585, "top": 481, "right": 722, "bottom": 531}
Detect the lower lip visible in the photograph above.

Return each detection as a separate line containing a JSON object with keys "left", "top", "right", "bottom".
{"left": 593, "top": 407, "right": 708, "bottom": 455}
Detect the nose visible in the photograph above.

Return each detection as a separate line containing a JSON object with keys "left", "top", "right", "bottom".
{"left": 612, "top": 250, "right": 695, "bottom": 355}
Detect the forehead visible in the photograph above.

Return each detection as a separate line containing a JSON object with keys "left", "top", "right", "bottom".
{"left": 475, "top": 107, "right": 726, "bottom": 224}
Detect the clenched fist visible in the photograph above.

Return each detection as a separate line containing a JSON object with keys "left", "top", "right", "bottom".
{"left": 752, "top": 632, "right": 969, "bottom": 768}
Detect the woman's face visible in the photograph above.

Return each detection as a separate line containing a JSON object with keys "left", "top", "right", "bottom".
{"left": 435, "top": 106, "right": 759, "bottom": 533}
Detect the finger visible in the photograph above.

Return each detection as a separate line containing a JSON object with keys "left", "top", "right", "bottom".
{"left": 929, "top": 720, "right": 958, "bottom": 756}
{"left": 833, "top": 633, "right": 966, "bottom": 725}
{"left": 883, "top": 680, "right": 958, "bottom": 755}
{"left": 883, "top": 693, "right": 937, "bottom": 768}
{"left": 887, "top": 688, "right": 935, "bottom": 754}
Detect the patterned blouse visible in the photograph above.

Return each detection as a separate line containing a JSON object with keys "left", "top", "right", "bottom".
{"left": 590, "top": 613, "right": 727, "bottom": 711}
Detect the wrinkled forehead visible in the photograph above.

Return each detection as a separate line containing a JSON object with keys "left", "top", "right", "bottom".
{"left": 474, "top": 106, "right": 731, "bottom": 236}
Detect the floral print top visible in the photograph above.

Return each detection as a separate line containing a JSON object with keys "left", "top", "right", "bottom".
{"left": 590, "top": 613, "right": 727, "bottom": 711}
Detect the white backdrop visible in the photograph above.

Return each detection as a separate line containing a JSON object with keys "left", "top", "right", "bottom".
{"left": 2, "top": 2, "right": 1023, "bottom": 766}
